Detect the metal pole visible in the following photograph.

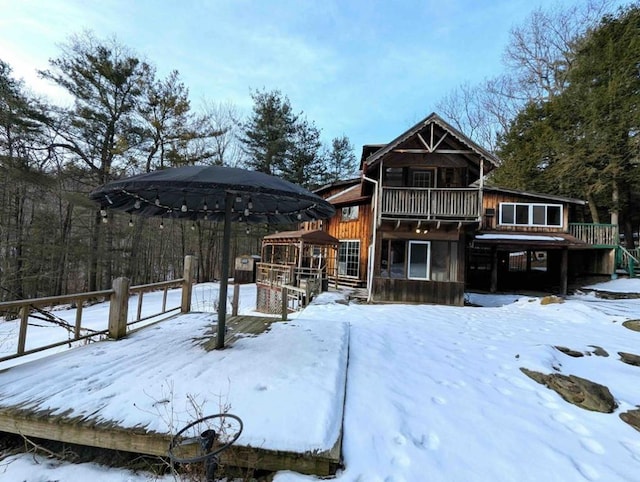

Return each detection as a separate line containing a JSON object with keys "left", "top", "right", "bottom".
{"left": 216, "top": 192, "right": 233, "bottom": 349}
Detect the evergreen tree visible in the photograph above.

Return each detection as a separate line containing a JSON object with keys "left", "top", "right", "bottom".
{"left": 326, "top": 135, "right": 357, "bottom": 183}
{"left": 282, "top": 117, "right": 325, "bottom": 189}
{"left": 240, "top": 89, "right": 297, "bottom": 176}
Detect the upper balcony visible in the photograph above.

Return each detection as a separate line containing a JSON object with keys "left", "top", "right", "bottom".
{"left": 381, "top": 187, "right": 481, "bottom": 221}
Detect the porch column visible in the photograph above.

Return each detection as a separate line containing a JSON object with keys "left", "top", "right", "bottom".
{"left": 490, "top": 247, "right": 498, "bottom": 293}
{"left": 560, "top": 248, "right": 568, "bottom": 295}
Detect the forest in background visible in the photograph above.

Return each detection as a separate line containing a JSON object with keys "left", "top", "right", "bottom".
{"left": 0, "top": 32, "right": 358, "bottom": 301}
{"left": 1, "top": 0, "right": 639, "bottom": 302}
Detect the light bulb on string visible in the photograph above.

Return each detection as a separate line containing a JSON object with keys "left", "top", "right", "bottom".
{"left": 191, "top": 223, "right": 196, "bottom": 231}
{"left": 159, "top": 220, "right": 164, "bottom": 230}
{"left": 155, "top": 195, "right": 161, "bottom": 206}
{"left": 134, "top": 199, "right": 141, "bottom": 209}
{"left": 203, "top": 201, "right": 208, "bottom": 212}
{"left": 100, "top": 208, "right": 107, "bottom": 217}
{"left": 215, "top": 200, "right": 219, "bottom": 210}
{"left": 245, "top": 226, "right": 250, "bottom": 235}
{"left": 248, "top": 198, "right": 253, "bottom": 210}
{"left": 244, "top": 208, "right": 250, "bottom": 217}
{"left": 102, "top": 216, "right": 108, "bottom": 224}
{"left": 297, "top": 212, "right": 302, "bottom": 220}
{"left": 128, "top": 218, "right": 134, "bottom": 227}
{"left": 181, "top": 199, "right": 188, "bottom": 213}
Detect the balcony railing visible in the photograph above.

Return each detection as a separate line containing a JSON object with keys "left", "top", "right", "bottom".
{"left": 569, "top": 223, "right": 619, "bottom": 246}
{"left": 381, "top": 187, "right": 480, "bottom": 220}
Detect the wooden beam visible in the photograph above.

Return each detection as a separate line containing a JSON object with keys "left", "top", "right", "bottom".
{"left": 0, "top": 407, "right": 340, "bottom": 476}
{"left": 391, "top": 149, "right": 475, "bottom": 154}
{"left": 417, "top": 133, "right": 432, "bottom": 152}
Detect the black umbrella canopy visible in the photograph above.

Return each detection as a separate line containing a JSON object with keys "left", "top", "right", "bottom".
{"left": 89, "top": 165, "right": 335, "bottom": 350}
{"left": 89, "top": 165, "right": 335, "bottom": 223}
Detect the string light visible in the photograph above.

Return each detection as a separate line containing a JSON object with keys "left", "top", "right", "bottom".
{"left": 215, "top": 201, "right": 219, "bottom": 210}
{"left": 203, "top": 201, "right": 208, "bottom": 212}
{"left": 248, "top": 198, "right": 253, "bottom": 210}
{"left": 102, "top": 216, "right": 108, "bottom": 224}
{"left": 297, "top": 213, "right": 302, "bottom": 220}
{"left": 128, "top": 218, "right": 134, "bottom": 227}
{"left": 100, "top": 208, "right": 107, "bottom": 217}
{"left": 155, "top": 195, "right": 161, "bottom": 206}
{"left": 181, "top": 199, "right": 188, "bottom": 213}
{"left": 245, "top": 226, "right": 250, "bottom": 235}
{"left": 134, "top": 199, "right": 141, "bottom": 209}
{"left": 191, "top": 223, "right": 196, "bottom": 231}
{"left": 160, "top": 220, "right": 164, "bottom": 230}
{"left": 244, "top": 207, "right": 250, "bottom": 217}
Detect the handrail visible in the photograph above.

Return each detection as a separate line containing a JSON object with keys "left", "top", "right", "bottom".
{"left": 0, "top": 259, "right": 191, "bottom": 362}
{"left": 0, "top": 289, "right": 114, "bottom": 311}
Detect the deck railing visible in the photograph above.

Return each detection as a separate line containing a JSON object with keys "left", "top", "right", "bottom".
{"left": 381, "top": 187, "right": 480, "bottom": 220}
{"left": 0, "top": 255, "right": 194, "bottom": 364}
{"left": 569, "top": 223, "right": 619, "bottom": 246}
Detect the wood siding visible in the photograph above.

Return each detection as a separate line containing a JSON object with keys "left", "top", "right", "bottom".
{"left": 372, "top": 278, "right": 465, "bottom": 306}
{"left": 481, "top": 191, "right": 569, "bottom": 232}
{"left": 324, "top": 202, "right": 373, "bottom": 284}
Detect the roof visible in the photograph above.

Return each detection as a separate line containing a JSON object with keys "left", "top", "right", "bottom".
{"left": 483, "top": 186, "right": 586, "bottom": 205}
{"left": 325, "top": 183, "right": 371, "bottom": 206}
{"left": 314, "top": 177, "right": 361, "bottom": 197}
{"left": 262, "top": 229, "right": 339, "bottom": 246}
{"left": 361, "top": 112, "right": 502, "bottom": 171}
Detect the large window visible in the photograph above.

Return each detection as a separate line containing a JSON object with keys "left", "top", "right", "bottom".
{"left": 499, "top": 203, "right": 563, "bottom": 227}
{"left": 338, "top": 240, "right": 360, "bottom": 278}
{"left": 380, "top": 240, "right": 459, "bottom": 281}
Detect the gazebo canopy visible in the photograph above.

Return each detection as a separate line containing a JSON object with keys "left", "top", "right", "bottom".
{"left": 262, "top": 229, "right": 339, "bottom": 246}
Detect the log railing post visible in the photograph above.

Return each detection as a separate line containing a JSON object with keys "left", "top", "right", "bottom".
{"left": 17, "top": 306, "right": 29, "bottom": 355}
{"left": 181, "top": 255, "right": 195, "bottom": 313}
{"left": 232, "top": 283, "right": 240, "bottom": 316}
{"left": 108, "top": 277, "right": 130, "bottom": 340}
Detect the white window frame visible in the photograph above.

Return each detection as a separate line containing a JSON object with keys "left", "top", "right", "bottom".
{"left": 499, "top": 203, "right": 563, "bottom": 228}
{"left": 341, "top": 205, "right": 359, "bottom": 221}
{"left": 408, "top": 240, "right": 431, "bottom": 280}
{"left": 338, "top": 239, "right": 360, "bottom": 278}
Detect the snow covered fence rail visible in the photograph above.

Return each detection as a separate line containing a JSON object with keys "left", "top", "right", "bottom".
{"left": 0, "top": 255, "right": 195, "bottom": 363}
{"left": 0, "top": 288, "right": 113, "bottom": 363}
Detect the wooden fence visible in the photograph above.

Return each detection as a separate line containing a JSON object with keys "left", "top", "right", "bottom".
{"left": 381, "top": 187, "right": 480, "bottom": 220}
{"left": 0, "top": 256, "right": 194, "bottom": 363}
{"left": 569, "top": 223, "right": 619, "bottom": 246}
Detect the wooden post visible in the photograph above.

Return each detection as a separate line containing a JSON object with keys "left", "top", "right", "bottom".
{"left": 490, "top": 247, "right": 498, "bottom": 293}
{"left": 74, "top": 300, "right": 83, "bottom": 340}
{"left": 108, "top": 277, "right": 130, "bottom": 340}
{"left": 560, "top": 248, "right": 568, "bottom": 295}
{"left": 232, "top": 283, "right": 240, "bottom": 316}
{"left": 181, "top": 255, "right": 194, "bottom": 313}
{"left": 281, "top": 287, "right": 288, "bottom": 321}
{"left": 17, "top": 306, "right": 29, "bottom": 355}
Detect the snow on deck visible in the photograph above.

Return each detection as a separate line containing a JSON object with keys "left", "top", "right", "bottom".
{"left": 0, "top": 311, "right": 349, "bottom": 455}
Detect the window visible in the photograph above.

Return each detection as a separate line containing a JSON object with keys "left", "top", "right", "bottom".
{"left": 499, "top": 203, "right": 563, "bottom": 227}
{"left": 383, "top": 167, "right": 404, "bottom": 187}
{"left": 408, "top": 241, "right": 430, "bottom": 280}
{"left": 341, "top": 205, "right": 359, "bottom": 221}
{"left": 381, "top": 240, "right": 405, "bottom": 278}
{"left": 412, "top": 170, "right": 434, "bottom": 188}
{"left": 338, "top": 240, "right": 360, "bottom": 278}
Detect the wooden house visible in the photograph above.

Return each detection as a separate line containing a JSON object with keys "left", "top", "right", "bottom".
{"left": 314, "top": 113, "right": 617, "bottom": 305}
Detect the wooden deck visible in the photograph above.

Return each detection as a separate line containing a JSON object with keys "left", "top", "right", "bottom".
{"left": 202, "top": 314, "right": 282, "bottom": 349}
{"left": 0, "top": 313, "right": 344, "bottom": 476}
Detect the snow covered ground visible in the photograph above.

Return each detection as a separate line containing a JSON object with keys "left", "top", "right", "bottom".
{"left": 2, "top": 280, "right": 640, "bottom": 481}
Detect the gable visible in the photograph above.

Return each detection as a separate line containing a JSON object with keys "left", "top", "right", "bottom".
{"left": 361, "top": 112, "right": 501, "bottom": 174}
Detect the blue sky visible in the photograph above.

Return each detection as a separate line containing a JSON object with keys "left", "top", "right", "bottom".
{"left": 0, "top": 0, "right": 623, "bottom": 154}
